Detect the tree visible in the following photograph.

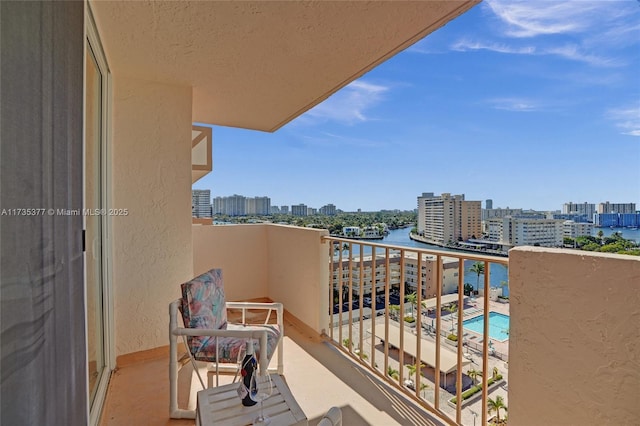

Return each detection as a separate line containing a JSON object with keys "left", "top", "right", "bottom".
{"left": 488, "top": 395, "right": 507, "bottom": 423}
{"left": 342, "top": 338, "right": 352, "bottom": 349}
{"left": 445, "top": 303, "right": 457, "bottom": 332}
{"left": 405, "top": 292, "right": 417, "bottom": 317}
{"left": 463, "top": 283, "right": 473, "bottom": 296}
{"left": 389, "top": 304, "right": 401, "bottom": 321}
{"left": 499, "top": 280, "right": 509, "bottom": 297}
{"left": 405, "top": 363, "right": 424, "bottom": 389}
{"left": 419, "top": 380, "right": 429, "bottom": 398}
{"left": 467, "top": 368, "right": 482, "bottom": 386}
{"left": 597, "top": 230, "right": 604, "bottom": 240}
{"left": 469, "top": 262, "right": 485, "bottom": 293}
{"left": 405, "top": 363, "right": 417, "bottom": 383}
{"left": 493, "top": 366, "right": 499, "bottom": 379}
{"left": 387, "top": 366, "right": 399, "bottom": 380}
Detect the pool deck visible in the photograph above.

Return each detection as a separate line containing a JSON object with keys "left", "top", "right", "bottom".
{"left": 461, "top": 296, "right": 510, "bottom": 357}
{"left": 333, "top": 296, "right": 510, "bottom": 425}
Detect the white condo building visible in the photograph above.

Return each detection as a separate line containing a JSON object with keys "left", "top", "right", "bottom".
{"left": 191, "top": 189, "right": 211, "bottom": 218}
{"left": 417, "top": 192, "right": 481, "bottom": 245}
{"left": 291, "top": 204, "right": 307, "bottom": 216}
{"left": 487, "top": 217, "right": 564, "bottom": 248}
{"left": 563, "top": 221, "right": 594, "bottom": 239}
{"left": 597, "top": 202, "right": 636, "bottom": 214}
{"left": 563, "top": 202, "right": 596, "bottom": 219}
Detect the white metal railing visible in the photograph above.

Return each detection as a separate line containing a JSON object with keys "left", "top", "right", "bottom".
{"left": 324, "top": 236, "right": 509, "bottom": 426}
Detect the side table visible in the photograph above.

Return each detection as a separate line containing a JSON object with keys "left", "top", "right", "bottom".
{"left": 197, "top": 374, "right": 308, "bottom": 426}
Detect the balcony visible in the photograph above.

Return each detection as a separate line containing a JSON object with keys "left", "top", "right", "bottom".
{"left": 101, "top": 223, "right": 639, "bottom": 425}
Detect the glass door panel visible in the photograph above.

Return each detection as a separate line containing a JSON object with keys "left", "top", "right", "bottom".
{"left": 85, "top": 43, "right": 105, "bottom": 407}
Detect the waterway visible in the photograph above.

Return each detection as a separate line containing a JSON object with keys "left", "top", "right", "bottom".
{"left": 342, "top": 225, "right": 640, "bottom": 298}
{"left": 342, "top": 227, "right": 510, "bottom": 296}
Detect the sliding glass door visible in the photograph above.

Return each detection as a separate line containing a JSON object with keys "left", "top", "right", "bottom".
{"left": 86, "top": 8, "right": 112, "bottom": 423}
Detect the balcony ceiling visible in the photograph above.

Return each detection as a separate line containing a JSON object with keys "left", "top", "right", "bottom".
{"left": 91, "top": 1, "right": 478, "bottom": 132}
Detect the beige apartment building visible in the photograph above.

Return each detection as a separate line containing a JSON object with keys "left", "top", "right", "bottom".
{"left": 332, "top": 253, "right": 460, "bottom": 300}
{"left": 417, "top": 192, "right": 482, "bottom": 245}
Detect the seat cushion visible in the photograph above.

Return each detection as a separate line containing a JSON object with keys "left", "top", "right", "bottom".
{"left": 192, "top": 323, "right": 281, "bottom": 364}
{"left": 180, "top": 269, "right": 227, "bottom": 353}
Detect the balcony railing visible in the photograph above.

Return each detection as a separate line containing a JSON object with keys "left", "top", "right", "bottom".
{"left": 324, "top": 236, "right": 509, "bottom": 425}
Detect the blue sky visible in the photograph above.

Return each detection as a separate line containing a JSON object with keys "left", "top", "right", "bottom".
{"left": 195, "top": 0, "right": 640, "bottom": 212}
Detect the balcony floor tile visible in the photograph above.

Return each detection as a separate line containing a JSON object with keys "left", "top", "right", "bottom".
{"left": 100, "top": 317, "right": 449, "bottom": 425}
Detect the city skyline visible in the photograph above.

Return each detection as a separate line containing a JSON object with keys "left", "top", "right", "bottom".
{"left": 197, "top": 189, "right": 637, "bottom": 215}
{"left": 194, "top": 1, "right": 640, "bottom": 212}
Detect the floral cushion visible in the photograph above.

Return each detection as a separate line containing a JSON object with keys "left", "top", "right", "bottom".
{"left": 191, "top": 324, "right": 281, "bottom": 364}
{"left": 180, "top": 268, "right": 281, "bottom": 364}
{"left": 181, "top": 269, "right": 227, "bottom": 354}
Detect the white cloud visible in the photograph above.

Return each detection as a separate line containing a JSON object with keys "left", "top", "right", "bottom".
{"left": 451, "top": 39, "right": 621, "bottom": 67}
{"left": 304, "top": 80, "right": 389, "bottom": 125}
{"left": 488, "top": 98, "right": 539, "bottom": 112}
{"left": 298, "top": 132, "right": 387, "bottom": 148}
{"left": 451, "top": 40, "right": 536, "bottom": 54}
{"left": 606, "top": 105, "right": 640, "bottom": 137}
{"left": 485, "top": 0, "right": 620, "bottom": 38}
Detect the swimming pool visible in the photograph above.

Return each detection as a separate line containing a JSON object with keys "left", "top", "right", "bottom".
{"left": 463, "top": 312, "right": 510, "bottom": 341}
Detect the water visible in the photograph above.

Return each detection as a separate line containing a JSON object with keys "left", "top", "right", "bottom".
{"left": 338, "top": 225, "right": 640, "bottom": 296}
{"left": 463, "top": 312, "right": 510, "bottom": 341}
{"left": 340, "top": 227, "right": 510, "bottom": 296}
{"left": 592, "top": 227, "right": 640, "bottom": 244}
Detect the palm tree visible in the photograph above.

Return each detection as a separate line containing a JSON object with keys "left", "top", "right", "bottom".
{"left": 405, "top": 363, "right": 424, "bottom": 389}
{"left": 445, "top": 303, "right": 457, "bottom": 332}
{"left": 405, "top": 363, "right": 417, "bottom": 383}
{"left": 387, "top": 366, "right": 399, "bottom": 380}
{"left": 405, "top": 292, "right": 417, "bottom": 317}
{"left": 419, "top": 380, "right": 429, "bottom": 399}
{"left": 499, "top": 280, "right": 509, "bottom": 297}
{"left": 389, "top": 304, "right": 400, "bottom": 321}
{"left": 487, "top": 395, "right": 507, "bottom": 423}
{"left": 469, "top": 262, "right": 485, "bottom": 293}
{"left": 493, "top": 366, "right": 499, "bottom": 379}
{"left": 467, "top": 368, "right": 482, "bottom": 386}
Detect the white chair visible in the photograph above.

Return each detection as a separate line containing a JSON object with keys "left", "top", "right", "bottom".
{"left": 169, "top": 269, "right": 284, "bottom": 419}
{"left": 318, "top": 407, "right": 342, "bottom": 426}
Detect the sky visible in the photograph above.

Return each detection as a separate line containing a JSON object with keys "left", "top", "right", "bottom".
{"left": 194, "top": 0, "right": 640, "bottom": 212}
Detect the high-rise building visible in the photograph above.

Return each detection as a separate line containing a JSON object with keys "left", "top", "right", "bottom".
{"left": 485, "top": 199, "right": 493, "bottom": 209}
{"left": 483, "top": 207, "right": 523, "bottom": 221}
{"left": 192, "top": 189, "right": 211, "bottom": 218}
{"left": 563, "top": 202, "right": 596, "bottom": 221}
{"left": 597, "top": 202, "right": 636, "bottom": 214}
{"left": 253, "top": 196, "right": 271, "bottom": 215}
{"left": 291, "top": 204, "right": 307, "bottom": 216}
{"left": 319, "top": 204, "right": 337, "bottom": 216}
{"left": 417, "top": 192, "right": 481, "bottom": 245}
{"left": 212, "top": 194, "right": 246, "bottom": 216}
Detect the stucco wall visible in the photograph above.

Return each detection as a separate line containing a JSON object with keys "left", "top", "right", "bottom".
{"left": 192, "top": 224, "right": 268, "bottom": 301}
{"left": 192, "top": 224, "right": 329, "bottom": 333}
{"left": 509, "top": 247, "right": 640, "bottom": 425}
{"left": 266, "top": 225, "right": 329, "bottom": 334}
{"left": 112, "top": 76, "right": 193, "bottom": 356}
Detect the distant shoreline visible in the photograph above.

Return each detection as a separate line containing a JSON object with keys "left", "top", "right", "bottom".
{"left": 408, "top": 233, "right": 509, "bottom": 257}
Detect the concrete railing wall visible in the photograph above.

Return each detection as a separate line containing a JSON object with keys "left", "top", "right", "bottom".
{"left": 509, "top": 247, "right": 640, "bottom": 425}
{"left": 192, "top": 224, "right": 329, "bottom": 333}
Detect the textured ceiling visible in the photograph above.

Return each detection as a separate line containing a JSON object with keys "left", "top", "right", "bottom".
{"left": 91, "top": 1, "right": 478, "bottom": 132}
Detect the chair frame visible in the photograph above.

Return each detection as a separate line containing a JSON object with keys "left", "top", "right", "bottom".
{"left": 169, "top": 299, "right": 284, "bottom": 419}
